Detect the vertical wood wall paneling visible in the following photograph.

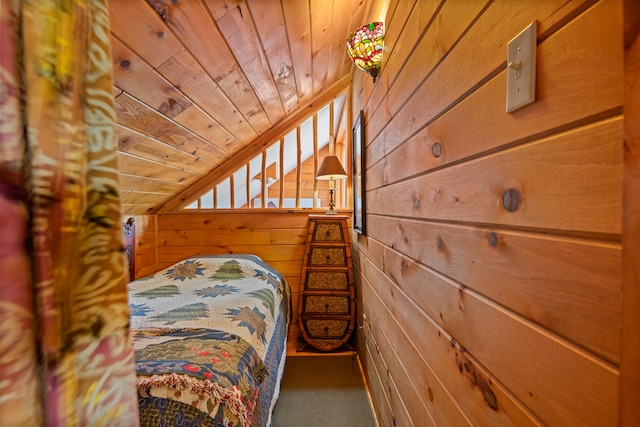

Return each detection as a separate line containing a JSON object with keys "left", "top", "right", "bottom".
{"left": 352, "top": 0, "right": 624, "bottom": 426}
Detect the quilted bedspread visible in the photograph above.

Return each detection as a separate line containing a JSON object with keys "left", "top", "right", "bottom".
{"left": 128, "top": 254, "right": 291, "bottom": 427}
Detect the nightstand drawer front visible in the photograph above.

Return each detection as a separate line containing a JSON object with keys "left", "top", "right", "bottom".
{"left": 309, "top": 247, "right": 346, "bottom": 266}
{"left": 304, "top": 318, "right": 349, "bottom": 339}
{"left": 306, "top": 271, "right": 349, "bottom": 291}
{"left": 312, "top": 222, "right": 344, "bottom": 242}
{"left": 304, "top": 295, "right": 349, "bottom": 314}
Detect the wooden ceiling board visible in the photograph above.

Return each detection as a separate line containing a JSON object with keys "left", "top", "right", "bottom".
{"left": 171, "top": 105, "right": 243, "bottom": 154}
{"left": 156, "top": 50, "right": 256, "bottom": 143}
{"left": 119, "top": 191, "right": 175, "bottom": 205}
{"left": 117, "top": 152, "right": 200, "bottom": 181}
{"left": 108, "top": 0, "right": 183, "bottom": 68}
{"left": 147, "top": 0, "right": 235, "bottom": 78}
{"left": 118, "top": 173, "right": 188, "bottom": 194}
{"left": 282, "top": 0, "right": 313, "bottom": 103}
{"left": 120, "top": 203, "right": 157, "bottom": 213}
{"left": 108, "top": 0, "right": 372, "bottom": 215}
{"left": 340, "top": 0, "right": 371, "bottom": 79}
{"left": 146, "top": 0, "right": 273, "bottom": 136}
{"left": 244, "top": 0, "right": 299, "bottom": 114}
{"left": 111, "top": 37, "right": 192, "bottom": 119}
{"left": 114, "top": 93, "right": 227, "bottom": 164}
{"left": 117, "top": 127, "right": 214, "bottom": 175}
{"left": 327, "top": 0, "right": 354, "bottom": 87}
{"left": 310, "top": 0, "right": 335, "bottom": 94}
{"left": 216, "top": 2, "right": 286, "bottom": 125}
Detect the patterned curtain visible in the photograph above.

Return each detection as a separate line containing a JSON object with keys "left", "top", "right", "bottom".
{"left": 0, "top": 0, "right": 139, "bottom": 425}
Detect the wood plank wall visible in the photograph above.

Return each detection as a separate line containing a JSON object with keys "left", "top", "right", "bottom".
{"left": 129, "top": 210, "right": 349, "bottom": 347}
{"left": 620, "top": 0, "right": 640, "bottom": 423}
{"left": 351, "top": 0, "right": 624, "bottom": 426}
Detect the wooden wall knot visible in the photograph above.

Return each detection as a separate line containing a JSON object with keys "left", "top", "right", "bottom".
{"left": 488, "top": 232, "right": 498, "bottom": 247}
{"left": 400, "top": 258, "right": 409, "bottom": 275}
{"left": 502, "top": 188, "right": 521, "bottom": 212}
{"left": 146, "top": 0, "right": 173, "bottom": 21}
{"left": 277, "top": 64, "right": 293, "bottom": 79}
{"left": 437, "top": 237, "right": 444, "bottom": 251}
{"left": 431, "top": 142, "right": 442, "bottom": 159}
{"left": 453, "top": 339, "right": 499, "bottom": 411}
{"left": 431, "top": 142, "right": 442, "bottom": 158}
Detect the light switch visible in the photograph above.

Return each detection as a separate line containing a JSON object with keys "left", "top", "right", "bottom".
{"left": 506, "top": 22, "right": 537, "bottom": 113}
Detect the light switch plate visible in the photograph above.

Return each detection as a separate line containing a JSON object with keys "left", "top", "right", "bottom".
{"left": 506, "top": 21, "right": 537, "bottom": 113}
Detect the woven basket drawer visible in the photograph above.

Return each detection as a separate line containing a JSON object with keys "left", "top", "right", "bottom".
{"left": 304, "top": 295, "right": 349, "bottom": 314}
{"left": 305, "top": 271, "right": 349, "bottom": 291}
{"left": 308, "top": 247, "right": 346, "bottom": 266}
{"left": 308, "top": 338, "right": 344, "bottom": 350}
{"left": 303, "top": 318, "right": 349, "bottom": 339}
{"left": 312, "top": 222, "right": 344, "bottom": 242}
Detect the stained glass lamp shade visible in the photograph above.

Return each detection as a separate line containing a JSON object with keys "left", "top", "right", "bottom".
{"left": 347, "top": 22, "right": 384, "bottom": 83}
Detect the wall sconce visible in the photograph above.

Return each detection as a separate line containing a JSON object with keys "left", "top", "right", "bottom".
{"left": 316, "top": 155, "right": 347, "bottom": 215}
{"left": 347, "top": 22, "right": 384, "bottom": 83}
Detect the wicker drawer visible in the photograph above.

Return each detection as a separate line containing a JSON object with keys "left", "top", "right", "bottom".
{"left": 305, "top": 271, "right": 349, "bottom": 291}
{"left": 308, "top": 247, "right": 346, "bottom": 266}
{"left": 303, "top": 318, "right": 350, "bottom": 339}
{"left": 312, "top": 222, "right": 344, "bottom": 242}
{"left": 303, "top": 295, "right": 349, "bottom": 314}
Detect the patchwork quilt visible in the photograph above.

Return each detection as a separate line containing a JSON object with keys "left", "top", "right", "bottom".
{"left": 128, "top": 255, "right": 291, "bottom": 427}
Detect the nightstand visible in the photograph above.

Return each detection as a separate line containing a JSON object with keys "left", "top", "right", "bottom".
{"left": 297, "top": 215, "right": 355, "bottom": 351}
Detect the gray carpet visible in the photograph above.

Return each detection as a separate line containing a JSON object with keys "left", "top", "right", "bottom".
{"left": 271, "top": 354, "right": 377, "bottom": 426}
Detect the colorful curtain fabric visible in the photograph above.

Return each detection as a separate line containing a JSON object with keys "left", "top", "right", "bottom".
{"left": 0, "top": 0, "right": 139, "bottom": 425}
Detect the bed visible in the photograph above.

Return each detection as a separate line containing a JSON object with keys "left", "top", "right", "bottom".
{"left": 127, "top": 254, "right": 291, "bottom": 427}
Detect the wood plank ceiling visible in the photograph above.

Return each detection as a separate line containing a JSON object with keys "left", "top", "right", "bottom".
{"left": 109, "top": 0, "right": 370, "bottom": 215}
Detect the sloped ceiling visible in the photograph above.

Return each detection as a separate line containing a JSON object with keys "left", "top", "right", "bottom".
{"left": 109, "top": 0, "right": 371, "bottom": 215}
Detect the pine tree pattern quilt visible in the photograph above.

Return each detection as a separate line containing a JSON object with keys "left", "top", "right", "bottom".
{"left": 128, "top": 255, "right": 291, "bottom": 427}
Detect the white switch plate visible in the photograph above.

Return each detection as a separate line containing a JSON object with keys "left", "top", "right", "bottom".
{"left": 506, "top": 21, "right": 537, "bottom": 113}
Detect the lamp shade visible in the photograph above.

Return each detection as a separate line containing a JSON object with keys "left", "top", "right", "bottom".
{"left": 316, "top": 155, "right": 347, "bottom": 180}
{"left": 347, "top": 22, "right": 384, "bottom": 82}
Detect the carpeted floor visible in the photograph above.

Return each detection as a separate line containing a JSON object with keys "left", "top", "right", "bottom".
{"left": 271, "top": 354, "right": 377, "bottom": 426}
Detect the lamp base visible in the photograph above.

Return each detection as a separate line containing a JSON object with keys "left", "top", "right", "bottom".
{"left": 325, "top": 188, "right": 338, "bottom": 215}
